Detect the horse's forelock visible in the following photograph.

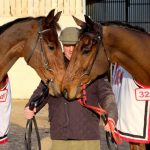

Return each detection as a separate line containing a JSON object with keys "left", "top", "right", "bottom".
{"left": 80, "top": 21, "right": 102, "bottom": 37}
{"left": 45, "top": 18, "right": 61, "bottom": 31}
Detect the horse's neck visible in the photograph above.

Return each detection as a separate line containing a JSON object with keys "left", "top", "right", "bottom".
{"left": 0, "top": 41, "right": 25, "bottom": 81}
{"left": 103, "top": 26, "right": 150, "bottom": 85}
{"left": 0, "top": 21, "right": 34, "bottom": 81}
{"left": 0, "top": 21, "right": 35, "bottom": 53}
{"left": 103, "top": 26, "right": 130, "bottom": 63}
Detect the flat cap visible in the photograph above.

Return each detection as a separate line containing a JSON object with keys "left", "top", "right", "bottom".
{"left": 59, "top": 27, "right": 80, "bottom": 45}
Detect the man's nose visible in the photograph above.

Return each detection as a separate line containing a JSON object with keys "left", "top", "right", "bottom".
{"left": 70, "top": 46, "right": 74, "bottom": 51}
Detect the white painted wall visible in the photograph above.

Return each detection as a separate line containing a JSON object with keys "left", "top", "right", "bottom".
{"left": 8, "top": 59, "right": 40, "bottom": 99}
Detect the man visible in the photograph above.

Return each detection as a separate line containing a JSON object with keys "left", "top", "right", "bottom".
{"left": 24, "top": 27, "right": 118, "bottom": 150}
{"left": 0, "top": 74, "right": 12, "bottom": 144}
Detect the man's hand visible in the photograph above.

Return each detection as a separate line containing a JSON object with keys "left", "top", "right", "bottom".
{"left": 24, "top": 106, "right": 36, "bottom": 119}
{"left": 104, "top": 118, "right": 116, "bottom": 132}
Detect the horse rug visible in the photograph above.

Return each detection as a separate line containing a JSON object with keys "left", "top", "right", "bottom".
{"left": 0, "top": 75, "right": 11, "bottom": 144}
{"left": 112, "top": 64, "right": 150, "bottom": 143}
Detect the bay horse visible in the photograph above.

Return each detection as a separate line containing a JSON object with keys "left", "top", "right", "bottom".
{"left": 62, "top": 15, "right": 150, "bottom": 150}
{"left": 0, "top": 9, "right": 65, "bottom": 96}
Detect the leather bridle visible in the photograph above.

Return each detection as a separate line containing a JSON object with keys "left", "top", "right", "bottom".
{"left": 77, "top": 31, "right": 120, "bottom": 149}
{"left": 26, "top": 19, "right": 50, "bottom": 68}
{"left": 26, "top": 18, "right": 55, "bottom": 85}
{"left": 80, "top": 32, "right": 102, "bottom": 79}
{"left": 80, "top": 30, "right": 110, "bottom": 84}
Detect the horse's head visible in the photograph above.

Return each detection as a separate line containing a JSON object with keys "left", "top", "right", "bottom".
{"left": 25, "top": 9, "right": 65, "bottom": 96}
{"left": 62, "top": 15, "right": 109, "bottom": 100}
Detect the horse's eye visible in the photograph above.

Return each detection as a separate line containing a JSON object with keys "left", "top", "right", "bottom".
{"left": 82, "top": 47, "right": 91, "bottom": 55}
{"left": 48, "top": 45, "right": 55, "bottom": 51}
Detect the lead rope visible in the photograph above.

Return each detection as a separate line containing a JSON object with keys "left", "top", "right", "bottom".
{"left": 78, "top": 84, "right": 122, "bottom": 150}
{"left": 24, "top": 81, "right": 49, "bottom": 150}
{"left": 25, "top": 116, "right": 41, "bottom": 150}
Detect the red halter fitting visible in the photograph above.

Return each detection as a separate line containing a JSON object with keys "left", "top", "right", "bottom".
{"left": 78, "top": 84, "right": 122, "bottom": 145}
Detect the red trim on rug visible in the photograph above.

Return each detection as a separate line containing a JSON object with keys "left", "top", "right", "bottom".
{"left": 148, "top": 111, "right": 150, "bottom": 141}
{"left": 114, "top": 104, "right": 150, "bottom": 144}
{"left": 0, "top": 137, "right": 8, "bottom": 144}
{"left": 135, "top": 80, "right": 150, "bottom": 88}
{"left": 114, "top": 131, "right": 150, "bottom": 144}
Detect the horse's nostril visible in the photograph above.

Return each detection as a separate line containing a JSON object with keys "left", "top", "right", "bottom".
{"left": 63, "top": 89, "right": 68, "bottom": 99}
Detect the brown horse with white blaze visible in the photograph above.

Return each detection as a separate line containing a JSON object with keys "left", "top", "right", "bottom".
{"left": 0, "top": 9, "right": 65, "bottom": 96}
{"left": 62, "top": 15, "right": 150, "bottom": 150}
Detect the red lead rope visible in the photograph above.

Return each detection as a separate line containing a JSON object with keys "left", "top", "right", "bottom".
{"left": 77, "top": 84, "right": 122, "bottom": 145}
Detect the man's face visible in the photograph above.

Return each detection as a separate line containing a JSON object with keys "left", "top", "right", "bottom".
{"left": 63, "top": 45, "right": 75, "bottom": 60}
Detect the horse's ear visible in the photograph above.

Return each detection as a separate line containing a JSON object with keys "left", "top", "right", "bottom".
{"left": 84, "top": 15, "right": 95, "bottom": 28}
{"left": 53, "top": 11, "right": 62, "bottom": 22}
{"left": 46, "top": 9, "right": 55, "bottom": 24}
{"left": 85, "top": 15, "right": 102, "bottom": 33}
{"left": 72, "top": 16, "right": 86, "bottom": 28}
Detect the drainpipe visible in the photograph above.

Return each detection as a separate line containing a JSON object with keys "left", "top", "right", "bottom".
{"left": 126, "top": 0, "right": 130, "bottom": 23}
{"left": 83, "top": 0, "right": 86, "bottom": 14}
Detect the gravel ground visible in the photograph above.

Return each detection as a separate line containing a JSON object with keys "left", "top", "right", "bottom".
{"left": 0, "top": 99, "right": 130, "bottom": 150}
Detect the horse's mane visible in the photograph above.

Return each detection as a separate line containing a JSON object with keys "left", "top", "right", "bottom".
{"left": 0, "top": 17, "right": 36, "bottom": 34}
{"left": 102, "top": 21, "right": 147, "bottom": 33}
{"left": 80, "top": 20, "right": 148, "bottom": 37}
{"left": 0, "top": 16, "right": 61, "bottom": 35}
